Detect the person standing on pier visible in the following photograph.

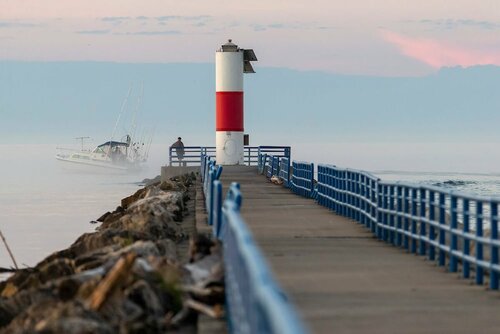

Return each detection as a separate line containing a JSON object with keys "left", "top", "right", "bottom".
{"left": 171, "top": 137, "right": 185, "bottom": 166}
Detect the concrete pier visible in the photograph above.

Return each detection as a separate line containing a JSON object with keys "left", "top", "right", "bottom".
{"left": 219, "top": 166, "right": 500, "bottom": 334}
{"left": 161, "top": 166, "right": 198, "bottom": 182}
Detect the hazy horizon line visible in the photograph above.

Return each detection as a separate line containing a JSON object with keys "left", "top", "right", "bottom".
{"left": 2, "top": 60, "right": 499, "bottom": 78}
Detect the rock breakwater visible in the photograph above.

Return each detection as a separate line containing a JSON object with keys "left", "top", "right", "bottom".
{"left": 0, "top": 173, "right": 224, "bottom": 333}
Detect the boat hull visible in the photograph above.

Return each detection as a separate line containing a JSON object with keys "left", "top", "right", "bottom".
{"left": 55, "top": 155, "right": 141, "bottom": 173}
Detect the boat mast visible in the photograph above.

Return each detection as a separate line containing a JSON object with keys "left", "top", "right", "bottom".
{"left": 75, "top": 136, "right": 90, "bottom": 151}
{"left": 130, "top": 82, "right": 143, "bottom": 142}
{"left": 110, "top": 85, "right": 133, "bottom": 143}
{"left": 144, "top": 126, "right": 155, "bottom": 161}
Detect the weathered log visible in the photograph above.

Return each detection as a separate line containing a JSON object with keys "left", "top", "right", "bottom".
{"left": 0, "top": 230, "right": 18, "bottom": 270}
{"left": 87, "top": 252, "right": 137, "bottom": 311}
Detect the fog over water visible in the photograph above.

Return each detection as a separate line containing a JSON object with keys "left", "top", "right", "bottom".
{"left": 2, "top": 142, "right": 500, "bottom": 270}
{"left": 0, "top": 144, "right": 167, "bottom": 269}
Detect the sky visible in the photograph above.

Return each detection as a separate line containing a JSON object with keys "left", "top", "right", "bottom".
{"left": 1, "top": 0, "right": 500, "bottom": 76}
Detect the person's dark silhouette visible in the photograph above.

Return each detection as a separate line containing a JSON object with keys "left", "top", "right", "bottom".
{"left": 170, "top": 137, "right": 185, "bottom": 166}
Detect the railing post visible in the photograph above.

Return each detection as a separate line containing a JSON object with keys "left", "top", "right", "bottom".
{"left": 341, "top": 170, "right": 347, "bottom": 217}
{"left": 428, "top": 190, "right": 436, "bottom": 261}
{"left": 403, "top": 187, "right": 410, "bottom": 250}
{"left": 419, "top": 188, "right": 427, "bottom": 256}
{"left": 325, "top": 166, "right": 331, "bottom": 210}
{"left": 490, "top": 201, "right": 499, "bottom": 290}
{"left": 371, "top": 179, "right": 378, "bottom": 234}
{"left": 396, "top": 185, "right": 403, "bottom": 247}
{"left": 382, "top": 185, "right": 389, "bottom": 242}
{"left": 207, "top": 169, "right": 215, "bottom": 225}
{"left": 476, "top": 201, "right": 484, "bottom": 285}
{"left": 449, "top": 195, "right": 458, "bottom": 273}
{"left": 388, "top": 185, "right": 395, "bottom": 245}
{"left": 317, "top": 165, "right": 322, "bottom": 206}
{"left": 310, "top": 163, "right": 315, "bottom": 198}
{"left": 204, "top": 160, "right": 211, "bottom": 193}
{"left": 360, "top": 174, "right": 366, "bottom": 226}
{"left": 348, "top": 172, "right": 353, "bottom": 219}
{"left": 411, "top": 188, "right": 418, "bottom": 254}
{"left": 331, "top": 168, "right": 337, "bottom": 212}
{"left": 286, "top": 158, "right": 291, "bottom": 187}
{"left": 463, "top": 199, "right": 470, "bottom": 278}
{"left": 356, "top": 173, "right": 361, "bottom": 224}
{"left": 213, "top": 181, "right": 223, "bottom": 239}
{"left": 438, "top": 193, "right": 446, "bottom": 266}
{"left": 376, "top": 183, "right": 383, "bottom": 240}
{"left": 345, "top": 171, "right": 350, "bottom": 218}
{"left": 200, "top": 155, "right": 205, "bottom": 180}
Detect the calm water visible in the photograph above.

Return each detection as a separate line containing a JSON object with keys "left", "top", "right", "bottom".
{"left": 0, "top": 144, "right": 167, "bottom": 270}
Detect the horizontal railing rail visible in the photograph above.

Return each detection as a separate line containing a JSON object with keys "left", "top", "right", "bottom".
{"left": 200, "top": 153, "right": 307, "bottom": 333}
{"left": 258, "top": 146, "right": 291, "bottom": 158}
{"left": 317, "top": 165, "right": 380, "bottom": 233}
{"left": 265, "top": 155, "right": 280, "bottom": 179}
{"left": 169, "top": 146, "right": 214, "bottom": 167}
{"left": 279, "top": 157, "right": 291, "bottom": 188}
{"left": 258, "top": 153, "right": 268, "bottom": 175}
{"left": 170, "top": 146, "right": 290, "bottom": 167}
{"left": 290, "top": 161, "right": 315, "bottom": 198}
{"left": 375, "top": 180, "right": 500, "bottom": 288}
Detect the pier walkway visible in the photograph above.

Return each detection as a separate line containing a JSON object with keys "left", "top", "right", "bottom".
{"left": 220, "top": 166, "right": 500, "bottom": 334}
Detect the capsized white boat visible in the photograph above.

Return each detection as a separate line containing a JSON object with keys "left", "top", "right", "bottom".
{"left": 56, "top": 84, "right": 153, "bottom": 172}
{"left": 56, "top": 135, "right": 148, "bottom": 171}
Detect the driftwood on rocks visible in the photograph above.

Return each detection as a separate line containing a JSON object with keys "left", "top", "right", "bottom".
{"left": 0, "top": 230, "right": 18, "bottom": 271}
{"left": 0, "top": 173, "right": 226, "bottom": 333}
{"left": 87, "top": 252, "right": 138, "bottom": 311}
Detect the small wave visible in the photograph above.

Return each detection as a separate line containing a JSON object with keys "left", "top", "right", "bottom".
{"left": 432, "top": 180, "right": 477, "bottom": 187}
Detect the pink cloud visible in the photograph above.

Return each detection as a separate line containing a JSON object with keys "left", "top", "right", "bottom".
{"left": 381, "top": 30, "right": 500, "bottom": 68}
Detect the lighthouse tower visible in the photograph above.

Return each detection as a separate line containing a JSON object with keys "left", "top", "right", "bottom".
{"left": 215, "top": 39, "right": 257, "bottom": 165}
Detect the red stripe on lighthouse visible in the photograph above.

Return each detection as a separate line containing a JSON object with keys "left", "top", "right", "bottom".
{"left": 216, "top": 91, "right": 243, "bottom": 131}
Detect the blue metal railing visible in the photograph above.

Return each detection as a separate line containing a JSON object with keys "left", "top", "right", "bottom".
{"left": 258, "top": 146, "right": 291, "bottom": 160}
{"left": 201, "top": 153, "right": 307, "bottom": 333}
{"left": 170, "top": 146, "right": 215, "bottom": 166}
{"left": 278, "top": 157, "right": 291, "bottom": 188}
{"left": 170, "top": 145, "right": 291, "bottom": 167}
{"left": 317, "top": 165, "right": 379, "bottom": 233}
{"left": 201, "top": 154, "right": 223, "bottom": 229}
{"left": 214, "top": 183, "right": 306, "bottom": 334}
{"left": 258, "top": 157, "right": 500, "bottom": 290}
{"left": 266, "top": 155, "right": 280, "bottom": 179}
{"left": 258, "top": 153, "right": 268, "bottom": 175}
{"left": 290, "top": 161, "right": 315, "bottom": 198}
{"left": 315, "top": 164, "right": 500, "bottom": 290}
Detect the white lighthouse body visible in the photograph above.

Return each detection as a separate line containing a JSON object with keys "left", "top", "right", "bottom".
{"left": 215, "top": 40, "right": 256, "bottom": 165}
